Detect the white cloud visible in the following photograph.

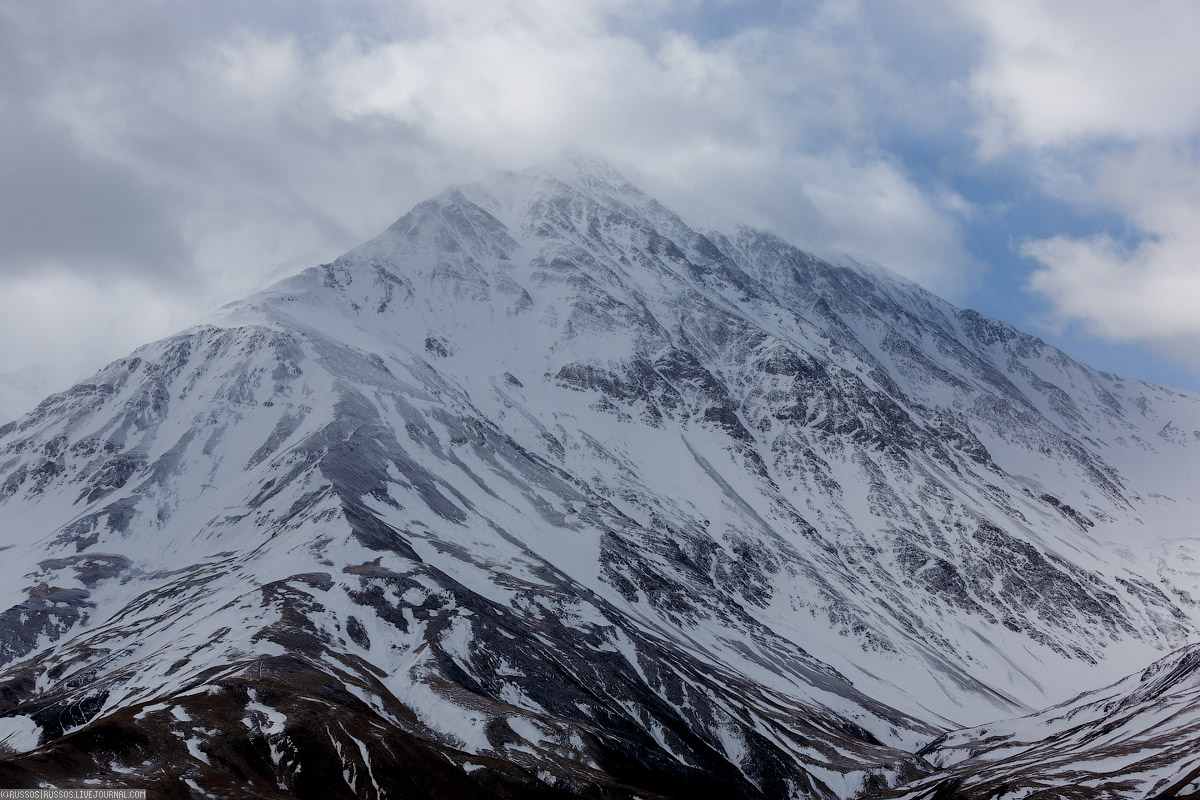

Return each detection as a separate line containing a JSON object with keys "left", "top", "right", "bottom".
{"left": 954, "top": 0, "right": 1200, "bottom": 368}
{"left": 20, "top": 0, "right": 1199, "bottom": 388}
{"left": 1023, "top": 144, "right": 1200, "bottom": 362}
{"left": 964, "top": 0, "right": 1200, "bottom": 154}
{"left": 0, "top": 0, "right": 979, "bottom": 381}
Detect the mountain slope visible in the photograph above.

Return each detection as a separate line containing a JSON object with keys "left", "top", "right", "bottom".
{"left": 879, "top": 643, "right": 1200, "bottom": 799}
{"left": 0, "top": 154, "right": 1197, "bottom": 798}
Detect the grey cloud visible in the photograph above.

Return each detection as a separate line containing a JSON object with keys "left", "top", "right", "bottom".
{"left": 0, "top": 116, "right": 191, "bottom": 281}
{"left": 0, "top": 0, "right": 986, "bottom": 379}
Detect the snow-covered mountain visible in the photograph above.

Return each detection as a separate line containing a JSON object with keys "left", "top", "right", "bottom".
{"left": 884, "top": 642, "right": 1200, "bottom": 798}
{"left": 0, "top": 154, "right": 1198, "bottom": 798}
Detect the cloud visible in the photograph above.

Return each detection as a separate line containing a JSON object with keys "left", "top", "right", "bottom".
{"left": 964, "top": 0, "right": 1200, "bottom": 154}
{"left": 638, "top": 148, "right": 975, "bottom": 294}
{"left": 0, "top": 0, "right": 981, "bottom": 379}
{"left": 0, "top": 114, "right": 190, "bottom": 282}
{"left": 0, "top": 273, "right": 195, "bottom": 380}
{"left": 1023, "top": 144, "right": 1200, "bottom": 363}
{"left": 950, "top": 1, "right": 1200, "bottom": 369}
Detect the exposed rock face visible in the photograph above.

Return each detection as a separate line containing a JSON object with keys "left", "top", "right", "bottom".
{"left": 0, "top": 154, "right": 1198, "bottom": 798}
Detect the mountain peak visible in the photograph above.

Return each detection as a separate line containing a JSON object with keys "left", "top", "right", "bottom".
{"left": 527, "top": 148, "right": 639, "bottom": 189}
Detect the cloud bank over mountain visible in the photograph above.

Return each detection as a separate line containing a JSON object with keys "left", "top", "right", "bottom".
{"left": 2, "top": 0, "right": 1197, "bottom": 387}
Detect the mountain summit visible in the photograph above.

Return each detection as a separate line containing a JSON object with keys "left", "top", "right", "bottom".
{"left": 1, "top": 156, "right": 1198, "bottom": 798}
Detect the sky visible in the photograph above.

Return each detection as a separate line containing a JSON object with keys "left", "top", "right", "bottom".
{"left": 2, "top": 0, "right": 1200, "bottom": 395}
